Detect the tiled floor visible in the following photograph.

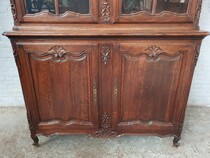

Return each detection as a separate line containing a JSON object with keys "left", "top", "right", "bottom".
{"left": 0, "top": 106, "right": 210, "bottom": 158}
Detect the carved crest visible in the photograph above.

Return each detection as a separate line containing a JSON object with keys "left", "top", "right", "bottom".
{"left": 101, "top": 0, "right": 111, "bottom": 22}
{"left": 101, "top": 46, "right": 110, "bottom": 65}
{"left": 144, "top": 45, "right": 164, "bottom": 58}
{"left": 10, "top": 0, "right": 18, "bottom": 23}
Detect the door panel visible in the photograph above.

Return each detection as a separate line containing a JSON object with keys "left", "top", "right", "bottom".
{"left": 113, "top": 41, "right": 194, "bottom": 133}
{"left": 20, "top": 42, "right": 99, "bottom": 131}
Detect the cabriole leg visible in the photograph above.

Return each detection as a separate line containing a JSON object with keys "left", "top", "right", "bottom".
{"left": 31, "top": 135, "right": 39, "bottom": 146}
{"left": 173, "top": 136, "right": 181, "bottom": 147}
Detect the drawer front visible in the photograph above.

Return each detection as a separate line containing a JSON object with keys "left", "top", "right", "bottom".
{"left": 112, "top": 40, "right": 197, "bottom": 135}
{"left": 17, "top": 40, "right": 99, "bottom": 133}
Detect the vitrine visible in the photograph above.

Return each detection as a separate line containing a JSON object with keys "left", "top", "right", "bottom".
{"left": 3, "top": 0, "right": 208, "bottom": 147}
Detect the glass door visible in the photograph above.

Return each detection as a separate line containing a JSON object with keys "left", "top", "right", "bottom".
{"left": 18, "top": 0, "right": 98, "bottom": 23}
{"left": 115, "top": 0, "right": 196, "bottom": 23}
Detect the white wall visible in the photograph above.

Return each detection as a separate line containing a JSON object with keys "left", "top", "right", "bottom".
{"left": 0, "top": 0, "right": 210, "bottom": 106}
{"left": 188, "top": 0, "right": 210, "bottom": 106}
{"left": 0, "top": 0, "right": 24, "bottom": 106}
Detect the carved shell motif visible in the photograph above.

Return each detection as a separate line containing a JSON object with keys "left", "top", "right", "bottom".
{"left": 29, "top": 45, "right": 88, "bottom": 62}
{"left": 144, "top": 45, "right": 164, "bottom": 58}
{"left": 47, "top": 46, "right": 68, "bottom": 62}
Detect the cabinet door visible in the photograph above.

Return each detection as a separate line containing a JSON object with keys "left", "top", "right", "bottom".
{"left": 113, "top": 41, "right": 195, "bottom": 135}
{"left": 18, "top": 41, "right": 99, "bottom": 134}
{"left": 14, "top": 0, "right": 98, "bottom": 23}
{"left": 114, "top": 0, "right": 201, "bottom": 24}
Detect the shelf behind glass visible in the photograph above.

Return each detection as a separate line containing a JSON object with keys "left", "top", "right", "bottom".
{"left": 156, "top": 0, "right": 188, "bottom": 14}
{"left": 24, "top": 0, "right": 90, "bottom": 15}
{"left": 25, "top": 0, "right": 56, "bottom": 14}
{"left": 122, "top": 0, "right": 153, "bottom": 14}
{"left": 58, "top": 0, "right": 89, "bottom": 14}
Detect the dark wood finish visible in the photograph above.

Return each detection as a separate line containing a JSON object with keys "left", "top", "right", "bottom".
{"left": 113, "top": 41, "right": 193, "bottom": 134}
{"left": 3, "top": 0, "right": 209, "bottom": 146}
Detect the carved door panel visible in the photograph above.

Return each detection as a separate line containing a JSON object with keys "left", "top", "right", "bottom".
{"left": 18, "top": 41, "right": 99, "bottom": 133}
{"left": 114, "top": 0, "right": 202, "bottom": 24}
{"left": 113, "top": 41, "right": 196, "bottom": 135}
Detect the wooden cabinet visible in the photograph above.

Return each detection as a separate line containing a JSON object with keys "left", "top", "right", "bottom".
{"left": 3, "top": 0, "right": 208, "bottom": 146}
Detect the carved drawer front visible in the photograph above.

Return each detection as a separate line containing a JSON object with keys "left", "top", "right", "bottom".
{"left": 19, "top": 42, "right": 99, "bottom": 132}
{"left": 113, "top": 41, "right": 195, "bottom": 135}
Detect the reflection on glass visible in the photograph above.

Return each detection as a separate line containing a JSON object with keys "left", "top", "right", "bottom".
{"left": 121, "top": 0, "right": 188, "bottom": 14}
{"left": 58, "top": 0, "right": 89, "bottom": 14}
{"left": 156, "top": 0, "right": 188, "bottom": 13}
{"left": 122, "top": 0, "right": 153, "bottom": 14}
{"left": 25, "top": 0, "right": 55, "bottom": 14}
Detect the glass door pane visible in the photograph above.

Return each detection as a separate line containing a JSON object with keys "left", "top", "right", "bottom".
{"left": 25, "top": 0, "right": 56, "bottom": 14}
{"left": 121, "top": 0, "right": 188, "bottom": 15}
{"left": 22, "top": 0, "right": 97, "bottom": 23}
{"left": 122, "top": 0, "right": 153, "bottom": 14}
{"left": 117, "top": 0, "right": 192, "bottom": 23}
{"left": 58, "top": 0, "right": 89, "bottom": 14}
{"left": 156, "top": 0, "right": 189, "bottom": 14}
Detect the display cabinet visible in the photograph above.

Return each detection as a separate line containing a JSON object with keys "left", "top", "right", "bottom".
{"left": 3, "top": 0, "right": 208, "bottom": 147}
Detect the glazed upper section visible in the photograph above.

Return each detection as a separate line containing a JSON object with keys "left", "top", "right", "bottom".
{"left": 10, "top": 0, "right": 202, "bottom": 28}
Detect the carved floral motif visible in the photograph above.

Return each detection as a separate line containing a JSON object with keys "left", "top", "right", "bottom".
{"left": 113, "top": 79, "right": 118, "bottom": 105}
{"left": 10, "top": 0, "right": 18, "bottom": 22}
{"left": 194, "top": 43, "right": 201, "bottom": 66}
{"left": 11, "top": 41, "right": 18, "bottom": 61}
{"left": 101, "top": 0, "right": 111, "bottom": 22}
{"left": 194, "top": 0, "right": 203, "bottom": 28}
{"left": 93, "top": 80, "right": 97, "bottom": 106}
{"left": 101, "top": 46, "right": 110, "bottom": 65}
{"left": 101, "top": 113, "right": 111, "bottom": 129}
{"left": 11, "top": 41, "right": 21, "bottom": 71}
{"left": 91, "top": 113, "right": 117, "bottom": 138}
